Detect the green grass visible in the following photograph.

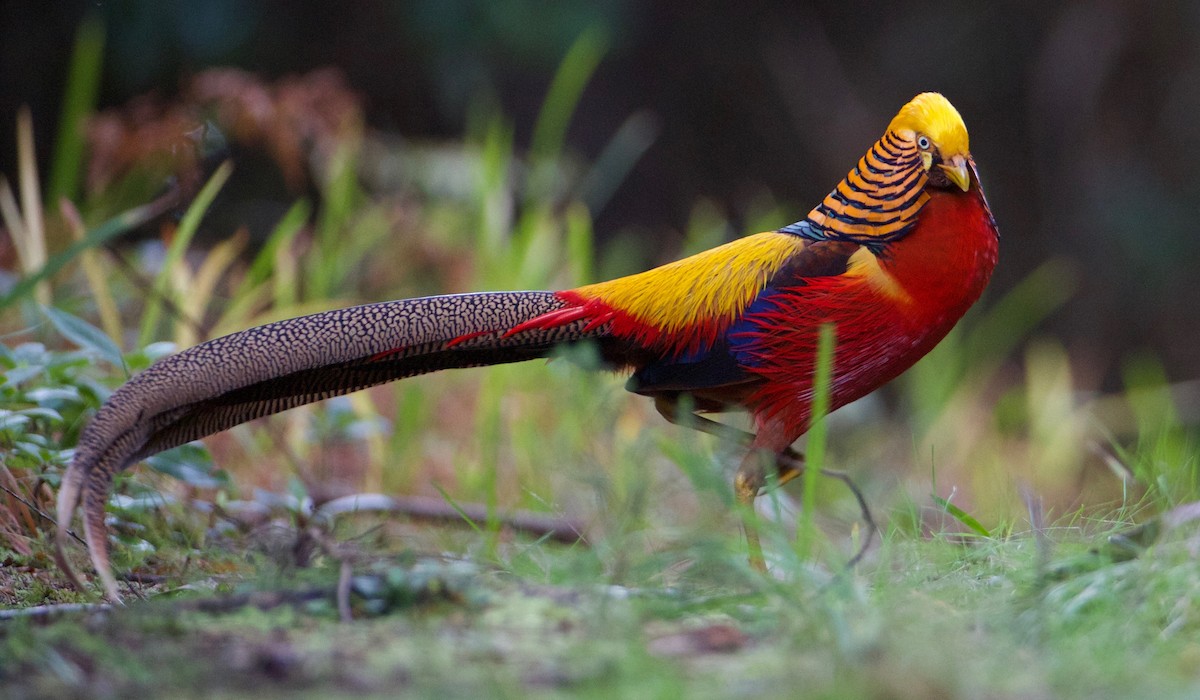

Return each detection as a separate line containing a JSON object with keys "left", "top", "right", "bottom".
{"left": 2, "top": 22, "right": 1199, "bottom": 699}
{"left": 4, "top": 532, "right": 1200, "bottom": 698}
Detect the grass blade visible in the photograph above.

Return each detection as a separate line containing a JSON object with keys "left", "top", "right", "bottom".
{"left": 244, "top": 199, "right": 310, "bottom": 290}
{"left": 564, "top": 201, "right": 594, "bottom": 286}
{"left": 581, "top": 110, "right": 658, "bottom": 215}
{"left": 60, "top": 197, "right": 123, "bottom": 343}
{"left": 797, "top": 322, "right": 835, "bottom": 560}
{"left": 530, "top": 27, "right": 607, "bottom": 164}
{"left": 176, "top": 233, "right": 246, "bottom": 347}
{"left": 0, "top": 177, "right": 28, "bottom": 267}
{"left": 963, "top": 258, "right": 1077, "bottom": 372}
{"left": 432, "top": 483, "right": 485, "bottom": 537}
{"left": 931, "top": 493, "right": 992, "bottom": 538}
{"left": 137, "top": 161, "right": 233, "bottom": 346}
{"left": 0, "top": 196, "right": 171, "bottom": 310}
{"left": 16, "top": 107, "right": 49, "bottom": 306}
{"left": 48, "top": 16, "right": 105, "bottom": 204}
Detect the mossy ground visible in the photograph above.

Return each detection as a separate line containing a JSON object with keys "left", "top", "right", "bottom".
{"left": 5, "top": 506, "right": 1200, "bottom": 699}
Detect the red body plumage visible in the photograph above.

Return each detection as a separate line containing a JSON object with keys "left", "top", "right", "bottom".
{"left": 514, "top": 93, "right": 999, "bottom": 461}
{"left": 741, "top": 182, "right": 998, "bottom": 452}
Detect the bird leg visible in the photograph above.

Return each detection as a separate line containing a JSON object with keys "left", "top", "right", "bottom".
{"left": 772, "top": 448, "right": 877, "bottom": 567}
{"left": 733, "top": 447, "right": 770, "bottom": 572}
{"left": 654, "top": 397, "right": 877, "bottom": 568}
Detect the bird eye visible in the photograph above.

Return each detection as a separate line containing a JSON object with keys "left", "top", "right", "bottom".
{"left": 916, "top": 135, "right": 931, "bottom": 150}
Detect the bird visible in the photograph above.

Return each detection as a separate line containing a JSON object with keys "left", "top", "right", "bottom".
{"left": 56, "top": 92, "right": 999, "bottom": 602}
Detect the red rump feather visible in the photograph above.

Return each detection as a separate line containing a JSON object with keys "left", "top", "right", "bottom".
{"left": 507, "top": 290, "right": 727, "bottom": 359}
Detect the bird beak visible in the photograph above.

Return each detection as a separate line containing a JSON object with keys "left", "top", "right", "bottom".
{"left": 939, "top": 155, "right": 971, "bottom": 192}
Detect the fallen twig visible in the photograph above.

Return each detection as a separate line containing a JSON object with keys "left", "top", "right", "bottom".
{"left": 0, "top": 602, "right": 111, "bottom": 621}
{"left": 314, "top": 493, "right": 588, "bottom": 545}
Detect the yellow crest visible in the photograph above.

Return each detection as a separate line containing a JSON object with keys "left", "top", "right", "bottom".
{"left": 887, "top": 92, "right": 970, "bottom": 157}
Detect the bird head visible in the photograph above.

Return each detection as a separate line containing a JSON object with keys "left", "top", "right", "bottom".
{"left": 887, "top": 93, "right": 972, "bottom": 192}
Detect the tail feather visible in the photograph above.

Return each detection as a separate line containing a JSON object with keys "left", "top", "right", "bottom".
{"left": 56, "top": 290, "right": 614, "bottom": 601}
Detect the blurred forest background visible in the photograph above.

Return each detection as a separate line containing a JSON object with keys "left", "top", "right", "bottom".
{"left": 1, "top": 0, "right": 1197, "bottom": 387}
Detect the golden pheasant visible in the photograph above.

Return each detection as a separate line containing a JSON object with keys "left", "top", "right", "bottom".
{"left": 57, "top": 92, "right": 999, "bottom": 601}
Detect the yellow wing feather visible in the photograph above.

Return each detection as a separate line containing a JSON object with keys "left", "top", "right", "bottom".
{"left": 572, "top": 231, "right": 806, "bottom": 338}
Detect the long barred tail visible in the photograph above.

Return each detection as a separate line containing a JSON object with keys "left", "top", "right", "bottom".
{"left": 56, "top": 290, "right": 600, "bottom": 602}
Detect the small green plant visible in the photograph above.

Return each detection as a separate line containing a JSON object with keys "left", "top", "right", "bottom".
{"left": 795, "top": 322, "right": 836, "bottom": 561}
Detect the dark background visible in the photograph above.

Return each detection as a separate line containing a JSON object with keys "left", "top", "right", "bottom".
{"left": 2, "top": 0, "right": 1197, "bottom": 387}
